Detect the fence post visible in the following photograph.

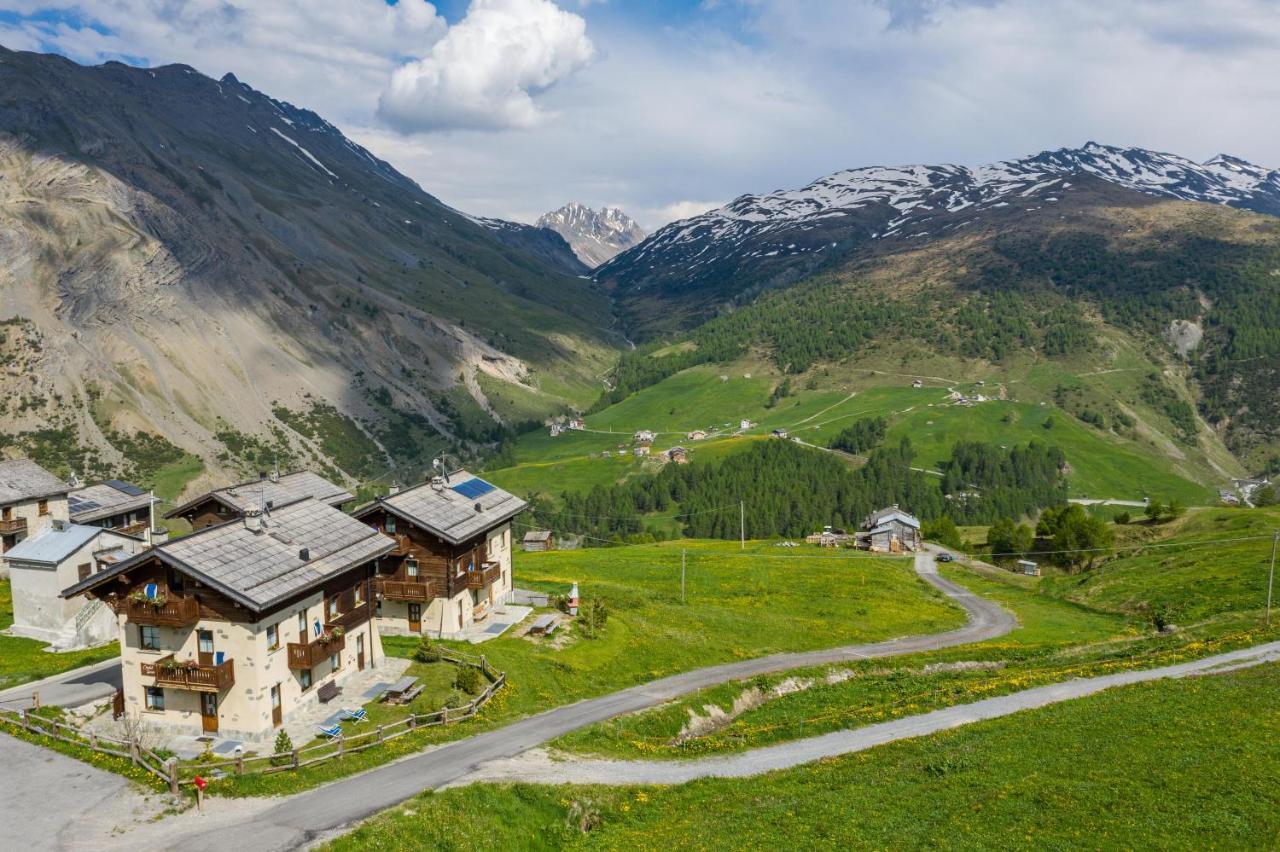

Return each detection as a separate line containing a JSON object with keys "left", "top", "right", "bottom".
{"left": 130, "top": 738, "right": 140, "bottom": 766}
{"left": 376, "top": 724, "right": 384, "bottom": 744}
{"left": 167, "top": 758, "right": 179, "bottom": 795}
{"left": 442, "top": 706, "right": 450, "bottom": 724}
{"left": 235, "top": 754, "right": 244, "bottom": 775}
{"left": 32, "top": 691, "right": 40, "bottom": 710}
{"left": 337, "top": 734, "right": 345, "bottom": 757}
{"left": 88, "top": 731, "right": 97, "bottom": 750}
{"left": 408, "top": 713, "right": 417, "bottom": 730}
{"left": 292, "top": 748, "right": 299, "bottom": 769}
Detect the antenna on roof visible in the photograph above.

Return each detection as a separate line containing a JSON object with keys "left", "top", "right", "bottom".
{"left": 271, "top": 454, "right": 280, "bottom": 483}
{"left": 433, "top": 457, "right": 452, "bottom": 484}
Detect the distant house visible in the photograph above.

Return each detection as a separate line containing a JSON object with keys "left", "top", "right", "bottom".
{"left": 687, "top": 430, "right": 708, "bottom": 441}
{"left": 771, "top": 429, "right": 789, "bottom": 439}
{"left": 522, "top": 530, "right": 554, "bottom": 552}
{"left": 549, "top": 424, "right": 563, "bottom": 437}
{"left": 69, "top": 479, "right": 159, "bottom": 540}
{"left": 740, "top": 419, "right": 754, "bottom": 430}
{"left": 861, "top": 505, "right": 921, "bottom": 553}
{"left": 666, "top": 446, "right": 689, "bottom": 464}
{"left": 634, "top": 446, "right": 651, "bottom": 458}
{"left": 165, "top": 470, "right": 353, "bottom": 531}
{"left": 1, "top": 458, "right": 72, "bottom": 556}
{"left": 1219, "top": 489, "right": 1241, "bottom": 505}
{"left": 805, "top": 526, "right": 854, "bottom": 547}
{"left": 634, "top": 430, "right": 656, "bottom": 445}
{"left": 1016, "top": 559, "right": 1040, "bottom": 576}
{"left": 567, "top": 418, "right": 586, "bottom": 431}
{"left": 6, "top": 519, "right": 147, "bottom": 647}
{"left": 912, "top": 380, "right": 923, "bottom": 388}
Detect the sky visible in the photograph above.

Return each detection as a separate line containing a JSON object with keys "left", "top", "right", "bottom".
{"left": 2, "top": 0, "right": 1278, "bottom": 230}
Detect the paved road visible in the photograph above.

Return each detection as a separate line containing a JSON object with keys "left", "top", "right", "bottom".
{"left": 175, "top": 550, "right": 1016, "bottom": 851}
{"left": 461, "top": 640, "right": 1280, "bottom": 785}
{"left": 0, "top": 657, "right": 122, "bottom": 711}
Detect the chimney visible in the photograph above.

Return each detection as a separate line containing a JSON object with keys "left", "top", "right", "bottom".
{"left": 388, "top": 484, "right": 400, "bottom": 496}
{"left": 244, "top": 507, "right": 264, "bottom": 533}
{"left": 429, "top": 476, "right": 444, "bottom": 491}
{"left": 298, "top": 547, "right": 310, "bottom": 561}
{"left": 474, "top": 502, "right": 483, "bottom": 513}
{"left": 52, "top": 518, "right": 68, "bottom": 532}
{"left": 68, "top": 471, "right": 81, "bottom": 489}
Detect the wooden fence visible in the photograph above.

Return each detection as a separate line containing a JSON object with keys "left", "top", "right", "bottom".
{"left": 0, "top": 650, "right": 506, "bottom": 793}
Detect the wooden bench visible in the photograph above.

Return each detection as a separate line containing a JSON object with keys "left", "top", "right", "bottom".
{"left": 318, "top": 681, "right": 342, "bottom": 703}
{"left": 383, "top": 675, "right": 420, "bottom": 705}
{"left": 529, "top": 614, "right": 559, "bottom": 636}
{"left": 400, "top": 685, "right": 425, "bottom": 704}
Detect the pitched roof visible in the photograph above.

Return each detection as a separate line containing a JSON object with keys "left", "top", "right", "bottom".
{"left": 0, "top": 459, "right": 70, "bottom": 504}
{"left": 356, "top": 471, "right": 527, "bottom": 546}
{"left": 165, "top": 470, "right": 353, "bottom": 519}
{"left": 68, "top": 481, "right": 154, "bottom": 524}
{"left": 522, "top": 530, "right": 552, "bottom": 542}
{"left": 864, "top": 506, "right": 921, "bottom": 530}
{"left": 3, "top": 523, "right": 106, "bottom": 565}
{"left": 66, "top": 498, "right": 394, "bottom": 612}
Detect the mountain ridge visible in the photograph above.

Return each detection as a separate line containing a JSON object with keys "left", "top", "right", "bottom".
{"left": 537, "top": 202, "right": 646, "bottom": 267}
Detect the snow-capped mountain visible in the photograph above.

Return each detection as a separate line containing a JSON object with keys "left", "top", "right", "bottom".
{"left": 597, "top": 142, "right": 1280, "bottom": 299}
{"left": 536, "top": 203, "right": 646, "bottom": 267}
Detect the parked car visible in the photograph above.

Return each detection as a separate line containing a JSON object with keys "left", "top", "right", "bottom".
{"left": 936, "top": 552, "right": 955, "bottom": 562}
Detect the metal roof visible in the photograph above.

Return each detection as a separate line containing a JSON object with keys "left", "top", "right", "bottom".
{"left": 165, "top": 470, "right": 354, "bottom": 519}
{"left": 66, "top": 498, "right": 394, "bottom": 612}
{"left": 864, "top": 507, "right": 921, "bottom": 530}
{"left": 69, "top": 481, "right": 154, "bottom": 524}
{"left": 357, "top": 471, "right": 527, "bottom": 546}
{"left": 3, "top": 523, "right": 105, "bottom": 565}
{"left": 0, "top": 459, "right": 70, "bottom": 504}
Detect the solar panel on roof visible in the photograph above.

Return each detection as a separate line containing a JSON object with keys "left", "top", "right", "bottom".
{"left": 68, "top": 496, "right": 101, "bottom": 512}
{"left": 450, "top": 477, "right": 496, "bottom": 499}
{"left": 105, "top": 479, "right": 147, "bottom": 496}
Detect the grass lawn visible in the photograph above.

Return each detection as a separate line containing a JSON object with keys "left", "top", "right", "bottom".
{"left": 0, "top": 579, "right": 119, "bottom": 691}
{"left": 327, "top": 660, "right": 1280, "bottom": 850}
{"left": 206, "top": 540, "right": 963, "bottom": 797}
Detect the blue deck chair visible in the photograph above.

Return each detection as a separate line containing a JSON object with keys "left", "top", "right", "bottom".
{"left": 318, "top": 723, "right": 343, "bottom": 740}
{"left": 339, "top": 708, "right": 368, "bottom": 724}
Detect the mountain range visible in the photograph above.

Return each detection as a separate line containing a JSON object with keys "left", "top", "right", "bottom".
{"left": 536, "top": 203, "right": 646, "bottom": 268}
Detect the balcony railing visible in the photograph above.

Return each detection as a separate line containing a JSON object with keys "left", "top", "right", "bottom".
{"left": 286, "top": 633, "right": 346, "bottom": 670}
{"left": 466, "top": 562, "right": 502, "bottom": 590}
{"left": 141, "top": 655, "right": 235, "bottom": 692}
{"left": 379, "top": 578, "right": 435, "bottom": 602}
{"left": 117, "top": 520, "right": 149, "bottom": 537}
{"left": 326, "top": 600, "right": 372, "bottom": 632}
{"left": 0, "top": 517, "right": 27, "bottom": 535}
{"left": 123, "top": 595, "right": 200, "bottom": 627}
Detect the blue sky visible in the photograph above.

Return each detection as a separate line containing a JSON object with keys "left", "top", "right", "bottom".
{"left": 1, "top": 0, "right": 1277, "bottom": 228}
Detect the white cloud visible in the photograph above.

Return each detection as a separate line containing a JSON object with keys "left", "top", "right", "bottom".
{"left": 378, "top": 0, "right": 595, "bottom": 133}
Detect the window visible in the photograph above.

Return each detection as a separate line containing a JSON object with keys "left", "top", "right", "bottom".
{"left": 297, "top": 610, "right": 307, "bottom": 634}
{"left": 37, "top": 499, "right": 48, "bottom": 516}
{"left": 144, "top": 686, "right": 165, "bottom": 711}
{"left": 169, "top": 570, "right": 184, "bottom": 593}
{"left": 266, "top": 623, "right": 279, "bottom": 651}
{"left": 406, "top": 559, "right": 419, "bottom": 578}
{"left": 330, "top": 653, "right": 340, "bottom": 671}
{"left": 139, "top": 625, "right": 160, "bottom": 651}
{"left": 327, "top": 597, "right": 338, "bottom": 619}
{"left": 385, "top": 516, "right": 396, "bottom": 534}
{"left": 299, "top": 668, "right": 312, "bottom": 690}
{"left": 77, "top": 563, "right": 92, "bottom": 582}
{"left": 354, "top": 582, "right": 364, "bottom": 605}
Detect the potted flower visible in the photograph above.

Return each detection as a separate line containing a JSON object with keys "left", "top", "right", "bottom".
{"left": 128, "top": 588, "right": 167, "bottom": 608}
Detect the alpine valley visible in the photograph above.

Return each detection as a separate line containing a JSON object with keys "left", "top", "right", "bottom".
{"left": 3, "top": 46, "right": 1279, "bottom": 512}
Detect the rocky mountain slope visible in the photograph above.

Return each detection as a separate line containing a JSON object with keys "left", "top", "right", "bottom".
{"left": 537, "top": 203, "right": 645, "bottom": 267}
{"left": 0, "top": 47, "right": 618, "bottom": 492}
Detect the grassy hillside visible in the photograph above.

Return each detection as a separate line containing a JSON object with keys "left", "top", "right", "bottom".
{"left": 328, "top": 660, "right": 1280, "bottom": 850}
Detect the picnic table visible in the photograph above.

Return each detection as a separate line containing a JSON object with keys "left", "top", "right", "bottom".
{"left": 529, "top": 614, "right": 559, "bottom": 636}
{"left": 383, "top": 676, "right": 420, "bottom": 705}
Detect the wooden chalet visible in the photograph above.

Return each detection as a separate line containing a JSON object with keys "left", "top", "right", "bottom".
{"left": 164, "top": 470, "right": 353, "bottom": 531}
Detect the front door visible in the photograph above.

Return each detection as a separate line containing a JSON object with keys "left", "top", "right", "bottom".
{"left": 356, "top": 634, "right": 366, "bottom": 670}
{"left": 407, "top": 603, "right": 421, "bottom": 633}
{"left": 197, "top": 629, "right": 215, "bottom": 666}
{"left": 270, "top": 684, "right": 282, "bottom": 728}
{"left": 200, "top": 693, "right": 219, "bottom": 734}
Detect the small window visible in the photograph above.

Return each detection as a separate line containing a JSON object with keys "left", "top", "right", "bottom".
{"left": 406, "top": 559, "right": 419, "bottom": 578}
{"left": 169, "top": 570, "right": 185, "bottom": 593}
{"left": 327, "top": 597, "right": 338, "bottom": 619}
{"left": 139, "top": 625, "right": 160, "bottom": 651}
{"left": 144, "top": 686, "right": 165, "bottom": 711}
{"left": 330, "top": 653, "right": 340, "bottom": 671}
{"left": 266, "top": 623, "right": 279, "bottom": 651}
{"left": 297, "top": 610, "right": 307, "bottom": 634}
{"left": 299, "top": 668, "right": 312, "bottom": 690}
{"left": 77, "top": 563, "right": 92, "bottom": 582}
{"left": 385, "top": 516, "right": 396, "bottom": 534}
{"left": 354, "top": 583, "right": 364, "bottom": 605}
{"left": 37, "top": 499, "right": 49, "bottom": 516}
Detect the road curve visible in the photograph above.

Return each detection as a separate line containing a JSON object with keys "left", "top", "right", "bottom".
{"left": 177, "top": 550, "right": 1014, "bottom": 851}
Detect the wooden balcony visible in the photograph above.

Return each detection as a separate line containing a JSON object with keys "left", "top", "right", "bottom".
{"left": 0, "top": 517, "right": 27, "bottom": 535}
{"left": 466, "top": 562, "right": 502, "bottom": 590}
{"left": 379, "top": 578, "right": 435, "bottom": 602}
{"left": 117, "top": 520, "right": 149, "bottom": 537}
{"left": 141, "top": 655, "right": 235, "bottom": 692}
{"left": 123, "top": 595, "right": 200, "bottom": 627}
{"left": 327, "top": 600, "right": 372, "bottom": 632}
{"left": 287, "top": 634, "right": 346, "bottom": 670}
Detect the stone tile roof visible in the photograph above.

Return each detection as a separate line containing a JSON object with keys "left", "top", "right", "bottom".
{"left": 3, "top": 522, "right": 103, "bottom": 565}
{"left": 359, "top": 471, "right": 527, "bottom": 545}
{"left": 68, "top": 481, "right": 154, "bottom": 524}
{"left": 165, "top": 470, "right": 353, "bottom": 519}
{"left": 67, "top": 498, "right": 394, "bottom": 612}
{"left": 0, "top": 459, "right": 70, "bottom": 504}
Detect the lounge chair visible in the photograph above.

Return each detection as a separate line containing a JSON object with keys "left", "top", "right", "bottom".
{"left": 318, "top": 723, "right": 343, "bottom": 740}
{"left": 339, "top": 708, "right": 368, "bottom": 724}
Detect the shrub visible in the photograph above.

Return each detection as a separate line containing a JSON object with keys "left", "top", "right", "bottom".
{"left": 413, "top": 639, "right": 443, "bottom": 663}
{"left": 578, "top": 598, "right": 609, "bottom": 639}
{"left": 444, "top": 689, "right": 470, "bottom": 710}
{"left": 271, "top": 729, "right": 294, "bottom": 767}
{"left": 454, "top": 665, "right": 483, "bottom": 695}
{"left": 1114, "top": 511, "right": 1131, "bottom": 525}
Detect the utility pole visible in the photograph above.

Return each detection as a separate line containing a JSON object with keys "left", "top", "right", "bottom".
{"left": 1267, "top": 531, "right": 1278, "bottom": 627}
{"left": 740, "top": 501, "right": 746, "bottom": 551}
{"left": 681, "top": 549, "right": 686, "bottom": 604}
